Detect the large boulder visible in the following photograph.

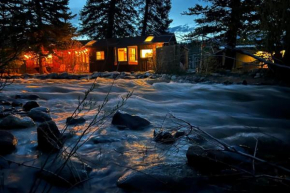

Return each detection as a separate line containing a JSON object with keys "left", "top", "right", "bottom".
{"left": 0, "top": 130, "right": 17, "bottom": 155}
{"left": 112, "top": 111, "right": 150, "bottom": 130}
{"left": 117, "top": 164, "right": 207, "bottom": 192}
{"left": 66, "top": 117, "right": 86, "bottom": 125}
{"left": 0, "top": 115, "right": 35, "bottom": 129}
{"left": 23, "top": 101, "right": 40, "bottom": 111}
{"left": 186, "top": 145, "right": 251, "bottom": 173}
{"left": 28, "top": 109, "right": 52, "bottom": 122}
{"left": 37, "top": 121, "right": 63, "bottom": 152}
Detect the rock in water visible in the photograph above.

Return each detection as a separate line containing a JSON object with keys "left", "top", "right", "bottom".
{"left": 153, "top": 130, "right": 175, "bottom": 144}
{"left": 112, "top": 111, "right": 150, "bottom": 130}
{"left": 0, "top": 130, "right": 17, "bottom": 155}
{"left": 41, "top": 158, "right": 92, "bottom": 185}
{"left": 23, "top": 101, "right": 40, "bottom": 111}
{"left": 0, "top": 115, "right": 35, "bottom": 129}
{"left": 30, "top": 107, "right": 50, "bottom": 113}
{"left": 66, "top": 117, "right": 86, "bottom": 125}
{"left": 37, "top": 121, "right": 63, "bottom": 151}
{"left": 15, "top": 94, "right": 39, "bottom": 100}
{"left": 28, "top": 109, "right": 52, "bottom": 122}
{"left": 117, "top": 164, "right": 202, "bottom": 192}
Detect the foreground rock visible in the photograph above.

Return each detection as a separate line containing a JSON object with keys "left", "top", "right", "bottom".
{"left": 23, "top": 101, "right": 40, "bottom": 111}
{"left": 117, "top": 164, "right": 210, "bottom": 192}
{"left": 186, "top": 145, "right": 251, "bottom": 173}
{"left": 37, "top": 121, "right": 63, "bottom": 151}
{"left": 28, "top": 109, "right": 52, "bottom": 122}
{"left": 41, "top": 157, "right": 92, "bottom": 185}
{"left": 153, "top": 130, "right": 175, "bottom": 144}
{"left": 0, "top": 130, "right": 17, "bottom": 155}
{"left": 91, "top": 135, "right": 120, "bottom": 144}
{"left": 0, "top": 115, "right": 35, "bottom": 129}
{"left": 112, "top": 111, "right": 150, "bottom": 130}
{"left": 66, "top": 117, "right": 86, "bottom": 125}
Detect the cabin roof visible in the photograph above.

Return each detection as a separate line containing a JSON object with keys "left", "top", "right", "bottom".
{"left": 85, "top": 34, "right": 177, "bottom": 47}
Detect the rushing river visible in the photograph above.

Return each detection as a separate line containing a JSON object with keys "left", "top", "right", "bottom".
{"left": 1, "top": 78, "right": 290, "bottom": 192}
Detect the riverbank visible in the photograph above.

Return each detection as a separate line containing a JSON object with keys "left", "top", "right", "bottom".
{"left": 3, "top": 68, "right": 290, "bottom": 87}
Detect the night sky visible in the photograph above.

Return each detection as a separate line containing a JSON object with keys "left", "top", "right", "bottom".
{"left": 69, "top": 0, "right": 200, "bottom": 29}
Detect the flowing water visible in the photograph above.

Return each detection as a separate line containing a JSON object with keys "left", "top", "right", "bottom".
{"left": 1, "top": 78, "right": 290, "bottom": 192}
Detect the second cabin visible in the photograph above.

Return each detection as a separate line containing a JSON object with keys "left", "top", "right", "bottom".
{"left": 85, "top": 34, "right": 187, "bottom": 72}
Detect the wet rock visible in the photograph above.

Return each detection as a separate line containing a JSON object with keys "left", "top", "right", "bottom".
{"left": 0, "top": 100, "right": 11, "bottom": 105}
{"left": 41, "top": 158, "right": 92, "bottom": 185}
{"left": 30, "top": 107, "right": 50, "bottom": 113}
{"left": 90, "top": 72, "right": 100, "bottom": 79}
{"left": 186, "top": 145, "right": 251, "bottom": 173}
{"left": 28, "top": 109, "right": 52, "bottom": 122}
{"left": 11, "top": 101, "right": 22, "bottom": 107}
{"left": 171, "top": 75, "right": 177, "bottom": 80}
{"left": 46, "top": 73, "right": 58, "bottom": 79}
{"left": 37, "top": 121, "right": 63, "bottom": 151}
{"left": 153, "top": 130, "right": 175, "bottom": 144}
{"left": 23, "top": 101, "right": 40, "bottom": 111}
{"left": 0, "top": 115, "right": 35, "bottom": 129}
{"left": 15, "top": 94, "right": 39, "bottom": 100}
{"left": 117, "top": 164, "right": 202, "bottom": 192}
{"left": 66, "top": 117, "right": 86, "bottom": 125}
{"left": 112, "top": 111, "right": 150, "bottom": 130}
{"left": 58, "top": 72, "right": 69, "bottom": 79}
{"left": 0, "top": 130, "right": 17, "bottom": 155}
{"left": 174, "top": 131, "right": 186, "bottom": 138}
{"left": 242, "top": 80, "right": 248, "bottom": 85}
{"left": 92, "top": 136, "right": 120, "bottom": 144}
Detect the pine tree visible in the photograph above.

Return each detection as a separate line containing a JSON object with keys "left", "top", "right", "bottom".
{"left": 80, "top": 0, "right": 138, "bottom": 39}
{"left": 25, "top": 0, "right": 76, "bottom": 73}
{"left": 139, "top": 0, "right": 172, "bottom": 36}
{"left": 259, "top": 0, "right": 290, "bottom": 65}
{"left": 183, "top": 0, "right": 257, "bottom": 69}
{"left": 0, "top": 0, "right": 27, "bottom": 69}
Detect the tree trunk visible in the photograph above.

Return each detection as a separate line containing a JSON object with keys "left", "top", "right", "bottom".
{"left": 107, "top": 0, "right": 116, "bottom": 38}
{"left": 141, "top": 0, "right": 150, "bottom": 36}
{"left": 224, "top": 0, "right": 241, "bottom": 69}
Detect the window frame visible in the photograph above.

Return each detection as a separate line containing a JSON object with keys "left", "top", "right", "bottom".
{"left": 140, "top": 49, "right": 153, "bottom": 59}
{"left": 117, "top": 48, "right": 127, "bottom": 62}
{"left": 128, "top": 46, "right": 138, "bottom": 65}
{"left": 96, "top": 51, "right": 105, "bottom": 60}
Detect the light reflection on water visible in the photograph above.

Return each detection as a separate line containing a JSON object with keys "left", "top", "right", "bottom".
{"left": 1, "top": 78, "right": 290, "bottom": 192}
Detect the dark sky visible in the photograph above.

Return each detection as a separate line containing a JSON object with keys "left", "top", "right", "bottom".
{"left": 69, "top": 0, "right": 200, "bottom": 28}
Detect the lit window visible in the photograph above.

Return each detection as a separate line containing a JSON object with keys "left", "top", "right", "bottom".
{"left": 141, "top": 49, "right": 153, "bottom": 58}
{"left": 96, "top": 51, "right": 105, "bottom": 60}
{"left": 145, "top": 36, "right": 154, "bottom": 42}
{"left": 118, "top": 48, "right": 127, "bottom": 61}
{"left": 128, "top": 46, "right": 138, "bottom": 65}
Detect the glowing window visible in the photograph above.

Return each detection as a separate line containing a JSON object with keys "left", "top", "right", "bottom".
{"left": 96, "top": 51, "right": 105, "bottom": 60}
{"left": 141, "top": 49, "right": 153, "bottom": 58}
{"left": 118, "top": 48, "right": 127, "bottom": 61}
{"left": 145, "top": 36, "right": 154, "bottom": 42}
{"left": 128, "top": 46, "right": 138, "bottom": 65}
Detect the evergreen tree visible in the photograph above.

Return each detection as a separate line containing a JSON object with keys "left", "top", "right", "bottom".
{"left": 259, "top": 0, "right": 290, "bottom": 65}
{"left": 25, "top": 0, "right": 76, "bottom": 73}
{"left": 80, "top": 0, "right": 138, "bottom": 39}
{"left": 183, "top": 0, "right": 257, "bottom": 69}
{"left": 0, "top": 0, "right": 27, "bottom": 69}
{"left": 139, "top": 0, "right": 172, "bottom": 36}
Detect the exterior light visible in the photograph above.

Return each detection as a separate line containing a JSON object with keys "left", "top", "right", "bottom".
{"left": 145, "top": 36, "right": 154, "bottom": 42}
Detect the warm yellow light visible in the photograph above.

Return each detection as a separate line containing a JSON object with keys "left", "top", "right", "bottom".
{"left": 24, "top": 55, "right": 30, "bottom": 59}
{"left": 141, "top": 49, "right": 153, "bottom": 58}
{"left": 145, "top": 36, "right": 154, "bottom": 42}
{"left": 281, "top": 50, "right": 285, "bottom": 57}
{"left": 68, "top": 51, "right": 71, "bottom": 54}
{"left": 47, "top": 54, "right": 52, "bottom": 58}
